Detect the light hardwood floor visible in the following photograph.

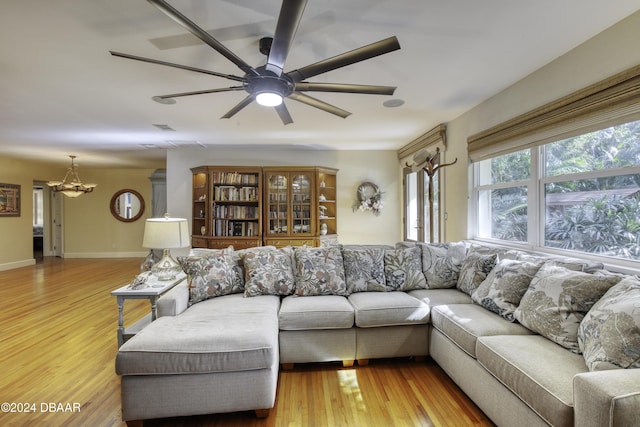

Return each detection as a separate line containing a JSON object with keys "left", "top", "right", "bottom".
{"left": 0, "top": 257, "right": 494, "bottom": 427}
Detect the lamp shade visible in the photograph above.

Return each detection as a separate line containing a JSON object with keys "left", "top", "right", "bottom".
{"left": 142, "top": 215, "right": 189, "bottom": 249}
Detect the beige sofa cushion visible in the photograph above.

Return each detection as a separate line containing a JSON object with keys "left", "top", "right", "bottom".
{"left": 477, "top": 335, "right": 588, "bottom": 427}
{"left": 279, "top": 295, "right": 354, "bottom": 330}
{"left": 348, "top": 292, "right": 428, "bottom": 327}
{"left": 408, "top": 289, "right": 472, "bottom": 322}
{"left": 430, "top": 304, "right": 533, "bottom": 358}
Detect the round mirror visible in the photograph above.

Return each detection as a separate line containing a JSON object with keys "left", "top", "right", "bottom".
{"left": 110, "top": 189, "right": 145, "bottom": 222}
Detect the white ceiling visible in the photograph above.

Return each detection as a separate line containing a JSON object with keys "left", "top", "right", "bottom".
{"left": 1, "top": 0, "right": 638, "bottom": 168}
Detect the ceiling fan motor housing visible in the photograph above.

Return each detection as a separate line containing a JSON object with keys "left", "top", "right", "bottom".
{"left": 246, "top": 67, "right": 294, "bottom": 98}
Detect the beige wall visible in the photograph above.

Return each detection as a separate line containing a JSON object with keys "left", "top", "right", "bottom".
{"left": 62, "top": 168, "right": 156, "bottom": 258}
{"left": 0, "top": 155, "right": 158, "bottom": 270}
{"left": 167, "top": 148, "right": 402, "bottom": 246}
{"left": 442, "top": 10, "right": 640, "bottom": 242}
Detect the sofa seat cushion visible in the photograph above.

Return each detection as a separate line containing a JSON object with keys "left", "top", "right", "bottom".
{"left": 431, "top": 304, "right": 533, "bottom": 358}
{"left": 116, "top": 294, "right": 280, "bottom": 376}
{"left": 279, "top": 295, "right": 354, "bottom": 330}
{"left": 348, "top": 292, "right": 429, "bottom": 327}
{"left": 116, "top": 314, "right": 278, "bottom": 376}
{"left": 408, "top": 289, "right": 472, "bottom": 320}
{"left": 476, "top": 335, "right": 589, "bottom": 427}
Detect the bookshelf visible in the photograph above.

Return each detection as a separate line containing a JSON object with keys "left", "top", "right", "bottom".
{"left": 191, "top": 166, "right": 262, "bottom": 249}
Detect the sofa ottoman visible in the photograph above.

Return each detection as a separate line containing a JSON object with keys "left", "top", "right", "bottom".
{"left": 116, "top": 294, "right": 280, "bottom": 422}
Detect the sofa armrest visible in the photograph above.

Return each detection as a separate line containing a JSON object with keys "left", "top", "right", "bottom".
{"left": 574, "top": 369, "right": 640, "bottom": 427}
{"left": 157, "top": 281, "right": 189, "bottom": 317}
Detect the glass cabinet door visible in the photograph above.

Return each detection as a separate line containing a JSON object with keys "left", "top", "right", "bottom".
{"left": 267, "top": 173, "right": 288, "bottom": 234}
{"left": 291, "top": 174, "right": 312, "bottom": 235}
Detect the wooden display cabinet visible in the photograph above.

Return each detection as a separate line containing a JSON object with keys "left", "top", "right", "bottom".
{"left": 190, "top": 166, "right": 209, "bottom": 248}
{"left": 192, "top": 166, "right": 337, "bottom": 249}
{"left": 263, "top": 166, "right": 338, "bottom": 248}
{"left": 191, "top": 166, "right": 262, "bottom": 249}
{"left": 316, "top": 167, "right": 339, "bottom": 247}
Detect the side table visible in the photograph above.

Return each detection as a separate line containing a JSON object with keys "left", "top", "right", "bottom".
{"left": 111, "top": 273, "right": 186, "bottom": 347}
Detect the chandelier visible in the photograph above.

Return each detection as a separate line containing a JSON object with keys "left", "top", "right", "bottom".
{"left": 47, "top": 155, "right": 97, "bottom": 198}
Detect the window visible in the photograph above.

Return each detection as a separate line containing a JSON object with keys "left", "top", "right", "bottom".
{"left": 472, "top": 120, "right": 640, "bottom": 262}
{"left": 33, "top": 187, "right": 44, "bottom": 226}
{"left": 404, "top": 168, "right": 440, "bottom": 243}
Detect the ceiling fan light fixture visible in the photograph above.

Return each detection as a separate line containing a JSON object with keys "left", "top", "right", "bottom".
{"left": 256, "top": 91, "right": 283, "bottom": 107}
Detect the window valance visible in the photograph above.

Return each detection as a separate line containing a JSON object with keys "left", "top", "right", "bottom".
{"left": 398, "top": 123, "right": 447, "bottom": 162}
{"left": 467, "top": 63, "right": 640, "bottom": 162}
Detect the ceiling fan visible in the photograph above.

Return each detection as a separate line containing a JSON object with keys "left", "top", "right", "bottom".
{"left": 110, "top": 0, "right": 401, "bottom": 125}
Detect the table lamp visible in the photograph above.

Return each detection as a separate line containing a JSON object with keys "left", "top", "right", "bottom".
{"left": 142, "top": 213, "right": 189, "bottom": 281}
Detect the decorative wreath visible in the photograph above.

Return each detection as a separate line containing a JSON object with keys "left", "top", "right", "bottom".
{"left": 352, "top": 182, "right": 383, "bottom": 216}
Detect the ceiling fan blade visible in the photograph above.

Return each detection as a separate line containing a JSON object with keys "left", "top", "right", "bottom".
{"left": 288, "top": 92, "right": 351, "bottom": 118}
{"left": 221, "top": 95, "right": 255, "bottom": 119}
{"left": 265, "top": 0, "right": 308, "bottom": 76}
{"left": 274, "top": 103, "right": 293, "bottom": 125}
{"left": 146, "top": 0, "right": 259, "bottom": 76}
{"left": 109, "top": 51, "right": 245, "bottom": 82}
{"left": 287, "top": 36, "right": 400, "bottom": 82}
{"left": 294, "top": 82, "right": 396, "bottom": 95}
{"left": 157, "top": 86, "right": 245, "bottom": 100}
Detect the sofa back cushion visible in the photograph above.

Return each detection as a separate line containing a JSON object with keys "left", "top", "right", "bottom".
{"left": 293, "top": 246, "right": 348, "bottom": 296}
{"left": 578, "top": 276, "right": 640, "bottom": 371}
{"left": 243, "top": 247, "right": 296, "bottom": 297}
{"left": 178, "top": 253, "right": 244, "bottom": 305}
{"left": 457, "top": 251, "right": 498, "bottom": 296}
{"left": 472, "top": 259, "right": 543, "bottom": 322}
{"left": 384, "top": 246, "right": 427, "bottom": 291}
{"left": 514, "top": 264, "right": 622, "bottom": 353}
{"left": 341, "top": 245, "right": 391, "bottom": 293}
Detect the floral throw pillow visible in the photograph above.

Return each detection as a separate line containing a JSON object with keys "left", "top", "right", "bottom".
{"left": 243, "top": 247, "right": 295, "bottom": 297}
{"left": 342, "top": 245, "right": 389, "bottom": 292}
{"left": 421, "top": 242, "right": 467, "bottom": 289}
{"left": 514, "top": 263, "right": 622, "bottom": 353}
{"left": 578, "top": 276, "right": 640, "bottom": 371}
{"left": 472, "top": 259, "right": 543, "bottom": 322}
{"left": 384, "top": 246, "right": 427, "bottom": 291}
{"left": 293, "top": 246, "right": 348, "bottom": 296}
{"left": 178, "top": 253, "right": 244, "bottom": 305}
{"left": 456, "top": 252, "right": 497, "bottom": 295}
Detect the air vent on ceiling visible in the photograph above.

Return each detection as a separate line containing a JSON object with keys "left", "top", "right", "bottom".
{"left": 152, "top": 124, "right": 176, "bottom": 131}
{"left": 165, "top": 140, "right": 205, "bottom": 148}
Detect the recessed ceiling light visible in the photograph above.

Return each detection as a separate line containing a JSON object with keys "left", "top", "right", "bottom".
{"left": 383, "top": 99, "right": 405, "bottom": 108}
{"left": 152, "top": 96, "right": 176, "bottom": 105}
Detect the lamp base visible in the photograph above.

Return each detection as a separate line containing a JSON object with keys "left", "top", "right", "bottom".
{"left": 151, "top": 249, "right": 182, "bottom": 281}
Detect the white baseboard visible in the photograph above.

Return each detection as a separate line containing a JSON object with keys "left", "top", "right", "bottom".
{"left": 0, "top": 259, "right": 36, "bottom": 271}
{"left": 63, "top": 252, "right": 148, "bottom": 259}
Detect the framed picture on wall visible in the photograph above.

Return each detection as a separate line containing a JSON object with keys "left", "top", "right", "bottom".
{"left": 0, "top": 183, "right": 21, "bottom": 217}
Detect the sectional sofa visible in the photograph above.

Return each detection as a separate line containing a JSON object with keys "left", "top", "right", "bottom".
{"left": 115, "top": 242, "right": 640, "bottom": 426}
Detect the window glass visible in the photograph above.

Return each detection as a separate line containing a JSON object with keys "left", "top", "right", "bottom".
{"left": 478, "top": 150, "right": 530, "bottom": 185}
{"left": 545, "top": 175, "right": 640, "bottom": 259}
{"left": 478, "top": 186, "right": 528, "bottom": 242}
{"left": 405, "top": 171, "right": 419, "bottom": 241}
{"left": 545, "top": 120, "right": 640, "bottom": 176}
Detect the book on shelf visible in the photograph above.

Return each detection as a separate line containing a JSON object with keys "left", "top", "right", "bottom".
{"left": 213, "top": 172, "right": 258, "bottom": 185}
{"left": 214, "top": 186, "right": 257, "bottom": 201}
{"left": 214, "top": 220, "right": 259, "bottom": 237}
